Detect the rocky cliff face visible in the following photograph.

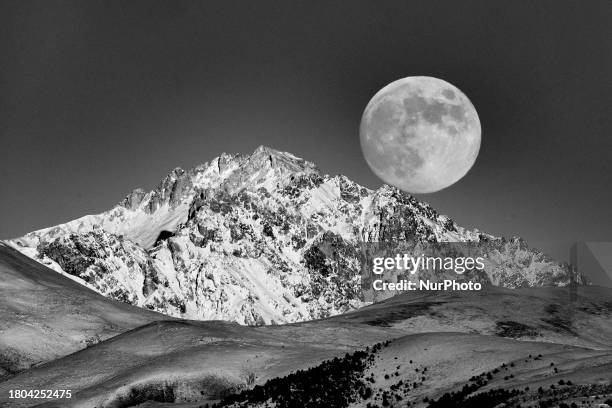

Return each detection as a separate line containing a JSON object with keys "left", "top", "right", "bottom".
{"left": 6, "top": 146, "right": 580, "bottom": 325}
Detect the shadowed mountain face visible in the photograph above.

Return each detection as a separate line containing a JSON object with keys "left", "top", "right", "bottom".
{"left": 0, "top": 262, "right": 609, "bottom": 408}
{"left": 0, "top": 243, "right": 165, "bottom": 377}
{"left": 4, "top": 147, "right": 579, "bottom": 326}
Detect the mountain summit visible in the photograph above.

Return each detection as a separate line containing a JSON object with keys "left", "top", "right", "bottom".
{"left": 6, "top": 147, "right": 578, "bottom": 325}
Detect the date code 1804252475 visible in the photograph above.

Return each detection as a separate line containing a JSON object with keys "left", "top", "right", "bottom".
{"left": 8, "top": 389, "right": 72, "bottom": 399}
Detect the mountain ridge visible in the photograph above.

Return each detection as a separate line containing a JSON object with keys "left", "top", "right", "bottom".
{"left": 4, "top": 146, "right": 581, "bottom": 325}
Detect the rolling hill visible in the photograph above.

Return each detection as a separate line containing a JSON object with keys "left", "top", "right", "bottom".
{"left": 0, "top": 284, "right": 609, "bottom": 407}
{"left": 0, "top": 242, "right": 165, "bottom": 378}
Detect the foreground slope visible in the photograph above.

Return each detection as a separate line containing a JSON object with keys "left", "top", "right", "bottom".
{"left": 0, "top": 243, "right": 165, "bottom": 377}
{"left": 1, "top": 285, "right": 610, "bottom": 407}
{"left": 221, "top": 333, "right": 612, "bottom": 408}
{"left": 6, "top": 147, "right": 579, "bottom": 325}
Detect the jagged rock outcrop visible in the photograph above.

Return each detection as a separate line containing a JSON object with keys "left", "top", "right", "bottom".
{"left": 6, "top": 146, "right": 580, "bottom": 325}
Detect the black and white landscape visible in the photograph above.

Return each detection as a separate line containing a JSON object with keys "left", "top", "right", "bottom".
{"left": 0, "top": 147, "right": 610, "bottom": 407}
{"left": 1, "top": 1, "right": 611, "bottom": 407}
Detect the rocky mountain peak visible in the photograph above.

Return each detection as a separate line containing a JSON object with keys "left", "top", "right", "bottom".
{"left": 6, "top": 147, "right": 582, "bottom": 325}
{"left": 119, "top": 166, "right": 192, "bottom": 214}
{"left": 120, "top": 147, "right": 319, "bottom": 214}
{"left": 217, "top": 146, "right": 320, "bottom": 194}
{"left": 250, "top": 145, "right": 317, "bottom": 172}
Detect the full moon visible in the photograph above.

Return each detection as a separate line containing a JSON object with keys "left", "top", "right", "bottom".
{"left": 360, "top": 76, "right": 481, "bottom": 194}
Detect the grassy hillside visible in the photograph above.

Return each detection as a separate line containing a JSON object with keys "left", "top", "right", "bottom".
{"left": 0, "top": 282, "right": 609, "bottom": 407}
{"left": 0, "top": 243, "right": 165, "bottom": 377}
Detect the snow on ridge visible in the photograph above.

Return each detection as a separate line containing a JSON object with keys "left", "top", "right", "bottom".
{"left": 4, "top": 146, "right": 578, "bottom": 326}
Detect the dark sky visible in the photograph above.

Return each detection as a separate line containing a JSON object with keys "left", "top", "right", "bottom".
{"left": 1, "top": 1, "right": 610, "bottom": 262}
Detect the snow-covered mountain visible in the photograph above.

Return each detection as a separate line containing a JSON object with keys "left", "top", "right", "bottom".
{"left": 5, "top": 146, "right": 579, "bottom": 325}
